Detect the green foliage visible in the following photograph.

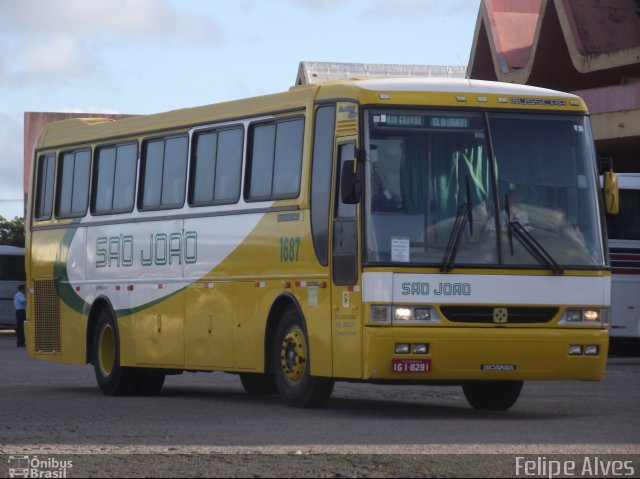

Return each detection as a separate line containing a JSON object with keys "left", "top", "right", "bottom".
{"left": 0, "top": 216, "right": 25, "bottom": 247}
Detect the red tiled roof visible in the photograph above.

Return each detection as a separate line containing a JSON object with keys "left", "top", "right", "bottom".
{"left": 485, "top": 0, "right": 541, "bottom": 70}
{"left": 563, "top": 0, "right": 640, "bottom": 54}
{"left": 468, "top": 0, "right": 640, "bottom": 90}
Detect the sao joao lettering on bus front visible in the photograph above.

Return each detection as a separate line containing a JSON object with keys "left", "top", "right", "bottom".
{"left": 401, "top": 281, "right": 472, "bottom": 296}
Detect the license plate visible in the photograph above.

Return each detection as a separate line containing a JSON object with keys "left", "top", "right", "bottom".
{"left": 391, "top": 359, "right": 431, "bottom": 374}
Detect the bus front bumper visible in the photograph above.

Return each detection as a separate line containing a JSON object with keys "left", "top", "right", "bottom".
{"left": 363, "top": 327, "right": 608, "bottom": 381}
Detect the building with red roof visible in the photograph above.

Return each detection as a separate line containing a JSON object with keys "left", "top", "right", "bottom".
{"left": 468, "top": 0, "right": 640, "bottom": 171}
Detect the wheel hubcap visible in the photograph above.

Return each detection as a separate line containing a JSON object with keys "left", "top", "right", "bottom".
{"left": 280, "top": 326, "right": 307, "bottom": 384}
{"left": 98, "top": 324, "right": 115, "bottom": 377}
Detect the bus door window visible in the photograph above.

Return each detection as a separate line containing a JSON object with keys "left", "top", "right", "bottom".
{"left": 333, "top": 141, "right": 358, "bottom": 286}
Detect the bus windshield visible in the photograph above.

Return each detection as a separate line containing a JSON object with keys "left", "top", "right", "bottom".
{"left": 364, "top": 110, "right": 604, "bottom": 269}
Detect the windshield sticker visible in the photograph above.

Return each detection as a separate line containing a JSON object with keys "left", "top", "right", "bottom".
{"left": 391, "top": 237, "right": 410, "bottom": 262}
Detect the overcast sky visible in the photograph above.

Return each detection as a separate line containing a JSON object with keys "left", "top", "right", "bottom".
{"left": 0, "top": 0, "right": 481, "bottom": 219}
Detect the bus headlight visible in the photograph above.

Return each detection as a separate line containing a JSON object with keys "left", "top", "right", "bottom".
{"left": 566, "top": 310, "right": 583, "bottom": 323}
{"left": 583, "top": 310, "right": 600, "bottom": 322}
{"left": 393, "top": 306, "right": 435, "bottom": 324}
{"left": 584, "top": 345, "right": 600, "bottom": 356}
{"left": 370, "top": 305, "right": 440, "bottom": 325}
{"left": 568, "top": 345, "right": 600, "bottom": 356}
{"left": 413, "top": 343, "right": 429, "bottom": 354}
{"left": 394, "top": 307, "right": 412, "bottom": 321}
{"left": 370, "top": 305, "right": 391, "bottom": 324}
{"left": 561, "top": 309, "right": 604, "bottom": 325}
{"left": 569, "top": 345, "right": 583, "bottom": 356}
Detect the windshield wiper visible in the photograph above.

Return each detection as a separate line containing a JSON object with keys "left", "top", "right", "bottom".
{"left": 505, "top": 194, "right": 564, "bottom": 275}
{"left": 441, "top": 177, "right": 473, "bottom": 272}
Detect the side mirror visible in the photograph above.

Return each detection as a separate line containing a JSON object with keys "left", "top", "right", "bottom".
{"left": 603, "top": 170, "right": 619, "bottom": 215}
{"left": 340, "top": 159, "right": 361, "bottom": 204}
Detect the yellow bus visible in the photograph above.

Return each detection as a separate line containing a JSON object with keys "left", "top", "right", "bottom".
{"left": 25, "top": 78, "right": 612, "bottom": 410}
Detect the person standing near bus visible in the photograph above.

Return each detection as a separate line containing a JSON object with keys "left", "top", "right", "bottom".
{"left": 14, "top": 284, "right": 26, "bottom": 348}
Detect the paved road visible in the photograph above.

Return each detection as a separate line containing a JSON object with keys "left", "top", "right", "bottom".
{"left": 0, "top": 332, "right": 638, "bottom": 476}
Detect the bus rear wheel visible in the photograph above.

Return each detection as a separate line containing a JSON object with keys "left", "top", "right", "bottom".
{"left": 462, "top": 380, "right": 523, "bottom": 411}
{"left": 272, "top": 307, "right": 334, "bottom": 408}
{"left": 91, "top": 309, "right": 141, "bottom": 396}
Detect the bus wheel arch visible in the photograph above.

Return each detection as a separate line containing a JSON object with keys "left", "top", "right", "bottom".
{"left": 86, "top": 296, "right": 116, "bottom": 365}
{"left": 90, "top": 303, "right": 140, "bottom": 395}
{"left": 87, "top": 298, "right": 165, "bottom": 396}
{"left": 264, "top": 293, "right": 304, "bottom": 375}
{"left": 266, "top": 295, "right": 334, "bottom": 408}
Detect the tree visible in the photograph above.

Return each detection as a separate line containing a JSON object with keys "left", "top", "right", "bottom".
{"left": 0, "top": 216, "right": 25, "bottom": 247}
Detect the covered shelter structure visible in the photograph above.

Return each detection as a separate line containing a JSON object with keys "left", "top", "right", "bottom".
{"left": 467, "top": 0, "right": 640, "bottom": 171}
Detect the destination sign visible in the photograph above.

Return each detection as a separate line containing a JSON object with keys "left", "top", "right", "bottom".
{"left": 374, "top": 114, "right": 471, "bottom": 129}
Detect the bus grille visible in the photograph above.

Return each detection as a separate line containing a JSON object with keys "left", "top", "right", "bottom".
{"left": 33, "top": 279, "right": 61, "bottom": 353}
{"left": 440, "top": 306, "right": 559, "bottom": 324}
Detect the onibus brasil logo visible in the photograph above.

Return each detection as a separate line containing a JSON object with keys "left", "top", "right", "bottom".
{"left": 8, "top": 456, "right": 73, "bottom": 478}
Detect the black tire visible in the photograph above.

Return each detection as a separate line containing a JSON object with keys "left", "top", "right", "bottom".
{"left": 135, "top": 369, "right": 166, "bottom": 396}
{"left": 239, "top": 373, "right": 278, "bottom": 396}
{"left": 462, "top": 381, "right": 523, "bottom": 411}
{"left": 272, "top": 307, "right": 334, "bottom": 408}
{"left": 91, "top": 308, "right": 139, "bottom": 396}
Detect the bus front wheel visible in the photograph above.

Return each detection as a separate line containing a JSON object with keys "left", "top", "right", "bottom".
{"left": 239, "top": 373, "right": 278, "bottom": 395}
{"left": 272, "top": 307, "right": 334, "bottom": 408}
{"left": 462, "top": 381, "right": 523, "bottom": 411}
{"left": 135, "top": 369, "right": 166, "bottom": 396}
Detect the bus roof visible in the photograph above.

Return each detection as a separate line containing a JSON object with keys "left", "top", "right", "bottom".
{"left": 343, "top": 77, "right": 582, "bottom": 98}
{"left": 35, "top": 78, "right": 587, "bottom": 151}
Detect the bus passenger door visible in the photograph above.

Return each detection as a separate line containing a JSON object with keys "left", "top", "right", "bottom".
{"left": 331, "top": 139, "right": 363, "bottom": 378}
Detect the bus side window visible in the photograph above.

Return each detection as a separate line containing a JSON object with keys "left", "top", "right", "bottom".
{"left": 112, "top": 143, "right": 138, "bottom": 212}
{"left": 161, "top": 136, "right": 188, "bottom": 208}
{"left": 246, "top": 116, "right": 304, "bottom": 201}
{"left": 190, "top": 126, "right": 243, "bottom": 206}
{"left": 214, "top": 128, "right": 243, "bottom": 203}
{"left": 35, "top": 153, "right": 55, "bottom": 220}
{"left": 310, "top": 106, "right": 336, "bottom": 266}
{"left": 56, "top": 149, "right": 91, "bottom": 218}
{"left": 93, "top": 142, "right": 138, "bottom": 215}
{"left": 273, "top": 119, "right": 304, "bottom": 197}
{"left": 139, "top": 135, "right": 188, "bottom": 211}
